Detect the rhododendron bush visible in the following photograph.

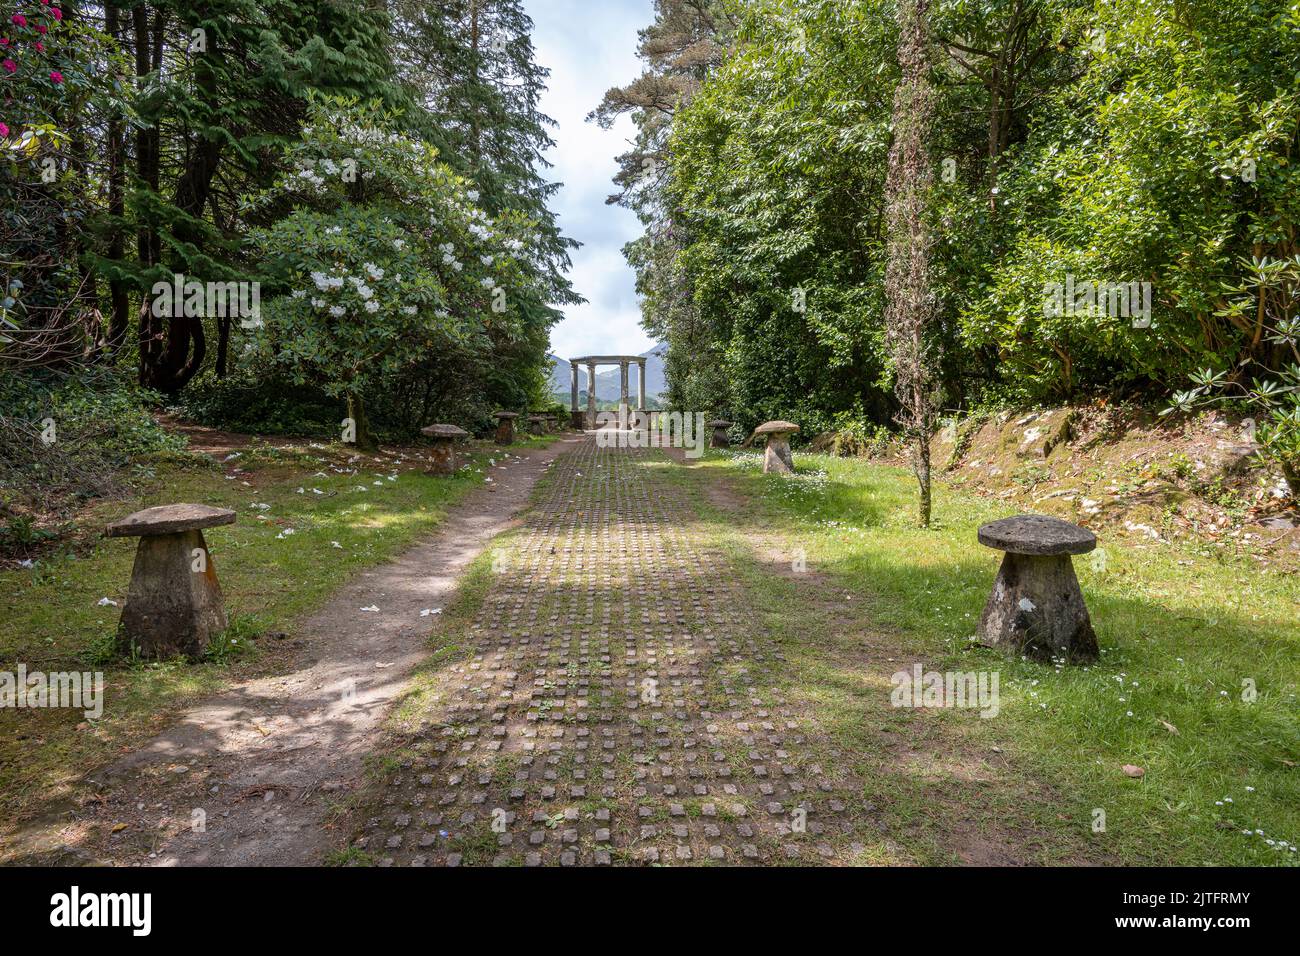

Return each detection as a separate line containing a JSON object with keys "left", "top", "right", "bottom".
{"left": 245, "top": 97, "right": 544, "bottom": 448}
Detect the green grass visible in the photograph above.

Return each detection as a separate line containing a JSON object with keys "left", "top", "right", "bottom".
{"left": 662, "top": 448, "right": 1299, "bottom": 866}
{"left": 0, "top": 436, "right": 552, "bottom": 830}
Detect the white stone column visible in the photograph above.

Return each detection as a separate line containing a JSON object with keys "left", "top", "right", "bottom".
{"left": 619, "top": 361, "right": 630, "bottom": 425}
{"left": 637, "top": 359, "right": 647, "bottom": 411}
{"left": 586, "top": 363, "right": 598, "bottom": 429}
{"left": 569, "top": 361, "right": 580, "bottom": 428}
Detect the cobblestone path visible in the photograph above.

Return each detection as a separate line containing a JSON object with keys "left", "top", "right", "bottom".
{"left": 359, "top": 435, "right": 859, "bottom": 865}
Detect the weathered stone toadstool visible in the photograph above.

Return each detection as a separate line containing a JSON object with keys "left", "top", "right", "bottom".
{"left": 493, "top": 411, "right": 518, "bottom": 444}
{"left": 976, "top": 514, "right": 1099, "bottom": 663}
{"left": 708, "top": 419, "right": 733, "bottom": 449}
{"left": 106, "top": 503, "right": 237, "bottom": 659}
{"left": 755, "top": 420, "right": 800, "bottom": 474}
{"left": 421, "top": 423, "right": 469, "bottom": 476}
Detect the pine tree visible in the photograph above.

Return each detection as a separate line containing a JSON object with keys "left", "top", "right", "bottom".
{"left": 590, "top": 0, "right": 736, "bottom": 412}
{"left": 389, "top": 0, "right": 579, "bottom": 409}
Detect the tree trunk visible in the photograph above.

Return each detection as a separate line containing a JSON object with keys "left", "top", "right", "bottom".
{"left": 215, "top": 316, "right": 230, "bottom": 378}
{"left": 105, "top": 2, "right": 130, "bottom": 355}
{"left": 134, "top": 3, "right": 162, "bottom": 386}
{"left": 883, "top": 0, "right": 939, "bottom": 528}
{"left": 347, "top": 393, "right": 379, "bottom": 452}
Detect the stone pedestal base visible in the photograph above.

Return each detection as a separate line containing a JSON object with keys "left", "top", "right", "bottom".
{"left": 763, "top": 438, "right": 793, "bottom": 474}
{"left": 711, "top": 427, "right": 730, "bottom": 449}
{"left": 495, "top": 420, "right": 514, "bottom": 444}
{"left": 120, "top": 529, "right": 227, "bottom": 659}
{"left": 426, "top": 440, "right": 456, "bottom": 476}
{"left": 978, "top": 552, "right": 1098, "bottom": 662}
{"left": 571, "top": 410, "right": 584, "bottom": 430}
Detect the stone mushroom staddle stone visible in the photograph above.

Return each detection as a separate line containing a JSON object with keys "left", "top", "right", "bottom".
{"left": 708, "top": 420, "right": 733, "bottom": 449}
{"left": 421, "top": 424, "right": 469, "bottom": 476}
{"left": 493, "top": 412, "right": 518, "bottom": 444}
{"left": 527, "top": 414, "right": 548, "bottom": 436}
{"left": 106, "top": 504, "right": 237, "bottom": 660}
{"left": 755, "top": 420, "right": 799, "bottom": 474}
{"left": 976, "top": 514, "right": 1099, "bottom": 663}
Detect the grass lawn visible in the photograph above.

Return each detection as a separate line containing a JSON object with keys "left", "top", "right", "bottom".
{"left": 658, "top": 449, "right": 1299, "bottom": 866}
{"left": 0, "top": 434, "right": 553, "bottom": 828}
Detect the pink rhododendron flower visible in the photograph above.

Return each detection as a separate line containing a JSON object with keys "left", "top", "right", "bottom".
{"left": 51, "top": 8, "right": 62, "bottom": 20}
{"left": 35, "top": 24, "right": 46, "bottom": 33}
{"left": 2, "top": 59, "right": 15, "bottom": 74}
{"left": 49, "top": 69, "right": 61, "bottom": 83}
{"left": 0, "top": 122, "right": 8, "bottom": 138}
{"left": 11, "top": 14, "right": 26, "bottom": 26}
{"left": 34, "top": 41, "right": 42, "bottom": 52}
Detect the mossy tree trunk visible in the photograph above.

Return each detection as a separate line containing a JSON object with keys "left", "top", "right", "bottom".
{"left": 883, "top": 0, "right": 938, "bottom": 528}
{"left": 347, "top": 392, "right": 379, "bottom": 453}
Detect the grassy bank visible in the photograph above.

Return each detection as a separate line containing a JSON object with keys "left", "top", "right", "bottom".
{"left": 664, "top": 449, "right": 1298, "bottom": 866}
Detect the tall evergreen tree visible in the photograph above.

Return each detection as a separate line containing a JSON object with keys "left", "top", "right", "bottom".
{"left": 590, "top": 0, "right": 736, "bottom": 413}
{"left": 389, "top": 0, "right": 579, "bottom": 411}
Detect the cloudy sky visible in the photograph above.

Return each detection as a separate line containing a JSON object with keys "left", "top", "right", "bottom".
{"left": 522, "top": 0, "right": 656, "bottom": 360}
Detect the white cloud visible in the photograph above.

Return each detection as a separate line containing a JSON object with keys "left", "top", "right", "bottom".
{"left": 524, "top": 0, "right": 657, "bottom": 358}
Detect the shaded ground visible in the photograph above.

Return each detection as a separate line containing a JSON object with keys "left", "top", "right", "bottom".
{"left": 2, "top": 434, "right": 581, "bottom": 865}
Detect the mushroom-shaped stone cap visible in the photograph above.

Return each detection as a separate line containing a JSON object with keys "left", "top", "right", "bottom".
{"left": 755, "top": 420, "right": 799, "bottom": 437}
{"left": 421, "top": 423, "right": 468, "bottom": 440}
{"left": 527, "top": 414, "right": 548, "bottom": 422}
{"left": 708, "top": 419, "right": 733, "bottom": 428}
{"left": 493, "top": 411, "right": 519, "bottom": 420}
{"left": 107, "top": 503, "right": 236, "bottom": 538}
{"left": 977, "top": 514, "right": 1096, "bottom": 556}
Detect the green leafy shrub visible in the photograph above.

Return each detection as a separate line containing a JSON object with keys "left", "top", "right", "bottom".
{"left": 0, "top": 369, "right": 187, "bottom": 517}
{"left": 175, "top": 368, "right": 343, "bottom": 439}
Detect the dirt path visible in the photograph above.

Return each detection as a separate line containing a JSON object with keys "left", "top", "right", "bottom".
{"left": 10, "top": 434, "right": 583, "bottom": 866}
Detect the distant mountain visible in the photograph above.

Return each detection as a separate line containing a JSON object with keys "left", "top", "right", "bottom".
{"left": 547, "top": 344, "right": 667, "bottom": 403}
